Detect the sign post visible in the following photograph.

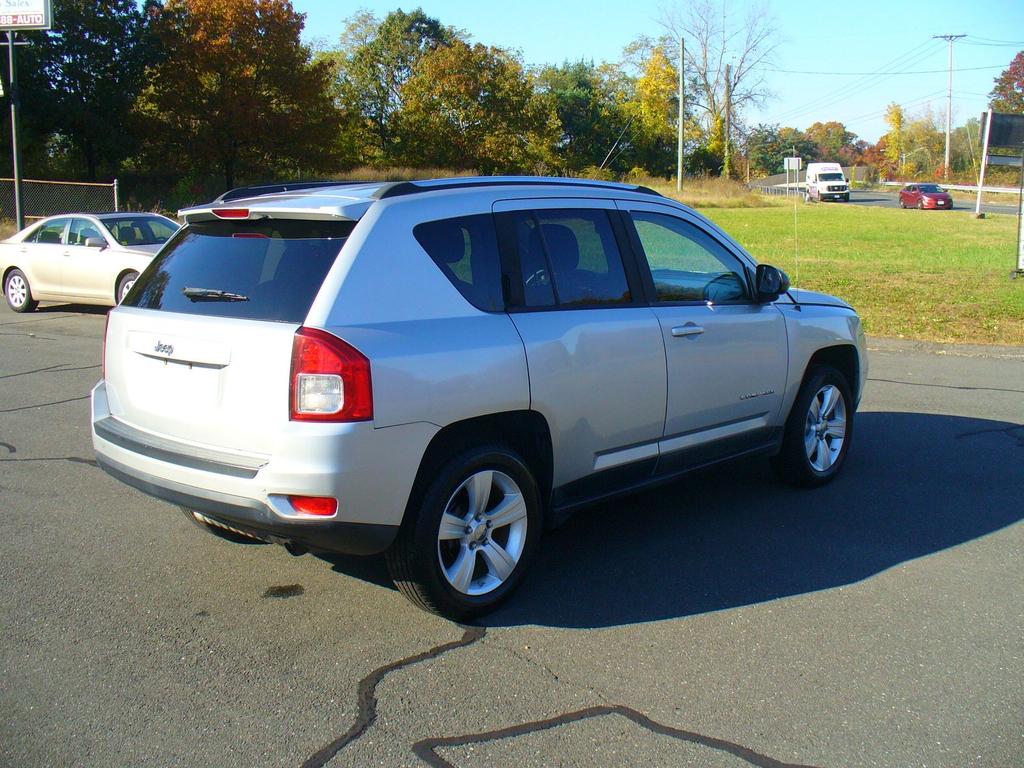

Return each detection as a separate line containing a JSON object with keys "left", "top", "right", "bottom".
{"left": 2, "top": 0, "right": 51, "bottom": 231}
{"left": 784, "top": 156, "right": 801, "bottom": 198}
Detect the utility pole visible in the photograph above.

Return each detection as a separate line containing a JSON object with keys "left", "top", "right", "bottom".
{"left": 676, "top": 36, "right": 684, "bottom": 192}
{"left": 933, "top": 34, "right": 965, "bottom": 180}
{"left": 723, "top": 63, "right": 731, "bottom": 178}
{"left": 7, "top": 31, "right": 24, "bottom": 230}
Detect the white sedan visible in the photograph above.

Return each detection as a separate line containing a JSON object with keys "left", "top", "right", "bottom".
{"left": 1, "top": 212, "right": 179, "bottom": 312}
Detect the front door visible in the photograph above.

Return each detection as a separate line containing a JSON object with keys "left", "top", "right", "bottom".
{"left": 619, "top": 202, "right": 789, "bottom": 470}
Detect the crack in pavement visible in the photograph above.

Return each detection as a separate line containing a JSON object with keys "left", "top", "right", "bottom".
{"left": 0, "top": 395, "right": 90, "bottom": 413}
{"left": 0, "top": 456, "right": 98, "bottom": 467}
{"left": 412, "top": 705, "right": 822, "bottom": 768}
{"left": 955, "top": 424, "right": 1024, "bottom": 447}
{"left": 300, "top": 626, "right": 487, "bottom": 768}
{"left": 0, "top": 331, "right": 56, "bottom": 340}
{"left": 298, "top": 624, "right": 822, "bottom": 768}
{"left": 867, "top": 377, "right": 1024, "bottom": 395}
{"left": 0, "top": 314, "right": 87, "bottom": 326}
{"left": 0, "top": 441, "right": 14, "bottom": 454}
{"left": 0, "top": 363, "right": 101, "bottom": 380}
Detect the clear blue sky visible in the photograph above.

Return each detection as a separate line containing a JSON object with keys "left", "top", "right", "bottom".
{"left": 293, "top": 0, "right": 1023, "bottom": 143}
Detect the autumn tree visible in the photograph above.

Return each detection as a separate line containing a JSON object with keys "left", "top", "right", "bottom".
{"left": 399, "top": 40, "right": 559, "bottom": 174}
{"left": 989, "top": 51, "right": 1024, "bottom": 114}
{"left": 15, "top": 0, "right": 158, "bottom": 180}
{"left": 621, "top": 43, "right": 679, "bottom": 175}
{"left": 138, "top": 0, "right": 341, "bottom": 190}
{"left": 535, "top": 60, "right": 626, "bottom": 173}
{"left": 660, "top": 0, "right": 778, "bottom": 173}
{"left": 330, "top": 8, "right": 454, "bottom": 163}
{"left": 805, "top": 121, "right": 856, "bottom": 163}
{"left": 882, "top": 103, "right": 905, "bottom": 174}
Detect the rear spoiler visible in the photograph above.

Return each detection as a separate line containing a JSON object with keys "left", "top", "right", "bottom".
{"left": 179, "top": 199, "right": 372, "bottom": 224}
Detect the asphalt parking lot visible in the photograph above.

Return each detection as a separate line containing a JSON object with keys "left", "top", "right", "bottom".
{"left": 1, "top": 305, "right": 1022, "bottom": 768}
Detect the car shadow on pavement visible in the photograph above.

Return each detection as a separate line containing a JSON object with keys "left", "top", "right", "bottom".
{"left": 33, "top": 303, "right": 110, "bottom": 315}
{"left": 480, "top": 411, "right": 1024, "bottom": 628}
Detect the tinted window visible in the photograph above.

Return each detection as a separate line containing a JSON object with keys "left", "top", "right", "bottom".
{"left": 631, "top": 212, "right": 749, "bottom": 304}
{"left": 507, "top": 209, "right": 631, "bottom": 308}
{"left": 125, "top": 219, "right": 354, "bottom": 323}
{"left": 29, "top": 218, "right": 69, "bottom": 245}
{"left": 918, "top": 184, "right": 943, "bottom": 193}
{"left": 104, "top": 216, "right": 178, "bottom": 247}
{"left": 414, "top": 214, "right": 503, "bottom": 312}
{"left": 818, "top": 173, "right": 844, "bottom": 181}
{"left": 68, "top": 218, "right": 105, "bottom": 246}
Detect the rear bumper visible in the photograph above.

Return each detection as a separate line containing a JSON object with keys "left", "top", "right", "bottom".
{"left": 91, "top": 380, "right": 437, "bottom": 556}
{"left": 96, "top": 453, "right": 397, "bottom": 554}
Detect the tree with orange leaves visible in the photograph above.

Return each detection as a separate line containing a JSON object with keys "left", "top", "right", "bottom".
{"left": 137, "top": 0, "right": 341, "bottom": 190}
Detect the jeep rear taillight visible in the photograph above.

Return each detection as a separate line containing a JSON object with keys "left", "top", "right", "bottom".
{"left": 290, "top": 327, "right": 372, "bottom": 422}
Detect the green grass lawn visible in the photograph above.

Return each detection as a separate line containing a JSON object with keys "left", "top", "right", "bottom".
{"left": 700, "top": 204, "right": 1024, "bottom": 346}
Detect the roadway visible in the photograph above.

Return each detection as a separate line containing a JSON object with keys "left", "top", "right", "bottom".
{"left": 1, "top": 306, "right": 1022, "bottom": 768}
{"left": 843, "top": 190, "right": 1018, "bottom": 216}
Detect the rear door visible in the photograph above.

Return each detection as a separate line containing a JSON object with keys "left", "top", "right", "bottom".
{"left": 23, "top": 217, "right": 70, "bottom": 295}
{"left": 494, "top": 198, "right": 666, "bottom": 497}
{"left": 618, "top": 201, "right": 788, "bottom": 470}
{"left": 106, "top": 218, "right": 354, "bottom": 454}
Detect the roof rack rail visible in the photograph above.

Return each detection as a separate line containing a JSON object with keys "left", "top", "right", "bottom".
{"left": 375, "top": 177, "right": 664, "bottom": 200}
{"left": 215, "top": 180, "right": 369, "bottom": 204}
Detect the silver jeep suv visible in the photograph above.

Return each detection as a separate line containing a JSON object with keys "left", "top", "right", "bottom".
{"left": 92, "top": 177, "right": 866, "bottom": 618}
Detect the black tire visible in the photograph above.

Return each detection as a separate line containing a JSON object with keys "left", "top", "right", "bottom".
{"left": 386, "top": 445, "right": 543, "bottom": 619}
{"left": 117, "top": 271, "right": 139, "bottom": 304}
{"left": 842, "top": 194, "right": 850, "bottom": 202}
{"left": 771, "top": 365, "right": 854, "bottom": 488}
{"left": 181, "top": 507, "right": 267, "bottom": 545}
{"left": 4, "top": 268, "right": 38, "bottom": 312}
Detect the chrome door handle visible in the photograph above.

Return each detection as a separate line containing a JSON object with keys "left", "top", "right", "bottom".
{"left": 671, "top": 324, "right": 705, "bottom": 337}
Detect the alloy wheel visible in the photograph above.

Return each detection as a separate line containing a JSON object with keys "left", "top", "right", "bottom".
{"left": 803, "top": 384, "right": 847, "bottom": 472}
{"left": 436, "top": 469, "right": 529, "bottom": 596}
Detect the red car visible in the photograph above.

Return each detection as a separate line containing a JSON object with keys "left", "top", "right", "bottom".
{"left": 899, "top": 183, "right": 953, "bottom": 210}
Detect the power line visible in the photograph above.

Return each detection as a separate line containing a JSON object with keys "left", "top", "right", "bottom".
{"left": 766, "top": 39, "right": 943, "bottom": 124}
{"left": 767, "top": 63, "right": 1006, "bottom": 76}
{"left": 963, "top": 36, "right": 1024, "bottom": 45}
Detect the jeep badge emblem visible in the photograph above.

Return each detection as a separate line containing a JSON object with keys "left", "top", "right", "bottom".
{"left": 154, "top": 341, "right": 174, "bottom": 356}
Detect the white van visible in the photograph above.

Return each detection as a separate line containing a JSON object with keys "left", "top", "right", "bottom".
{"left": 804, "top": 163, "right": 849, "bottom": 202}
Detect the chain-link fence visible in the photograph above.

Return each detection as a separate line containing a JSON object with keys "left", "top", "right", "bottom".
{"left": 0, "top": 178, "right": 118, "bottom": 221}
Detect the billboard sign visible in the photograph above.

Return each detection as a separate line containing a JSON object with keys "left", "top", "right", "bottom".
{"left": 0, "top": 0, "right": 51, "bottom": 31}
{"left": 988, "top": 113, "right": 1024, "bottom": 150}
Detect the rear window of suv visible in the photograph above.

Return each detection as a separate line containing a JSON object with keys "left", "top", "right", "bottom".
{"left": 125, "top": 219, "right": 354, "bottom": 323}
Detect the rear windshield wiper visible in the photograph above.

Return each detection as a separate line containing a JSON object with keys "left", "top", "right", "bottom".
{"left": 182, "top": 286, "right": 249, "bottom": 302}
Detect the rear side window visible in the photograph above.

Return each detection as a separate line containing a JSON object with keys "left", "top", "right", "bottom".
{"left": 413, "top": 214, "right": 503, "bottom": 312}
{"left": 29, "top": 218, "right": 69, "bottom": 244}
{"left": 504, "top": 209, "right": 631, "bottom": 308}
{"left": 125, "top": 219, "right": 354, "bottom": 323}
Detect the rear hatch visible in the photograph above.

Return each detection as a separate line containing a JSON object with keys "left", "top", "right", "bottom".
{"left": 104, "top": 218, "right": 355, "bottom": 455}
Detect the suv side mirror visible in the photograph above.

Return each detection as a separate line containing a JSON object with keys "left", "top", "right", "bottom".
{"left": 84, "top": 237, "right": 107, "bottom": 249}
{"left": 755, "top": 264, "right": 790, "bottom": 303}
